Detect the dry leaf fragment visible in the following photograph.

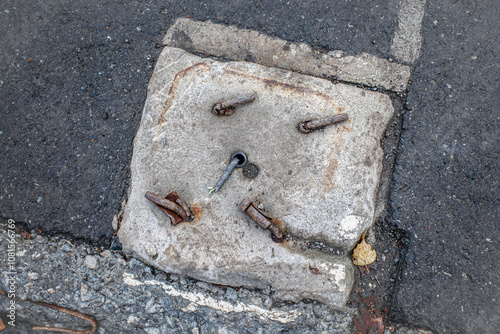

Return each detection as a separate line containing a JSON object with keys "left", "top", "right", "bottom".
{"left": 0, "top": 318, "right": 5, "bottom": 331}
{"left": 352, "top": 232, "right": 377, "bottom": 266}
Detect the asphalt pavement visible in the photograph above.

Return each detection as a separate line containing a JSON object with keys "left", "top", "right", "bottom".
{"left": 1, "top": 0, "right": 498, "bottom": 333}
{"left": 388, "top": 0, "right": 499, "bottom": 332}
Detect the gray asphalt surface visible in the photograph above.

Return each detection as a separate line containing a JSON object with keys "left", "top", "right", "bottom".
{"left": 1, "top": 0, "right": 498, "bottom": 333}
{"left": 388, "top": 0, "right": 500, "bottom": 332}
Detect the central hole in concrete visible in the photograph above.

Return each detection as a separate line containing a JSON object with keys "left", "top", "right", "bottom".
{"left": 232, "top": 152, "right": 247, "bottom": 168}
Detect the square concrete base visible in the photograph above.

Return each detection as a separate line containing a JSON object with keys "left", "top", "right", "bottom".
{"left": 118, "top": 46, "right": 393, "bottom": 306}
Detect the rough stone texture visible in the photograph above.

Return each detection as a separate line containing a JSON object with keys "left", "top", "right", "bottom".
{"left": 390, "top": 0, "right": 426, "bottom": 64}
{"left": 0, "top": 225, "right": 430, "bottom": 333}
{"left": 388, "top": 329, "right": 433, "bottom": 334}
{"left": 118, "top": 46, "right": 394, "bottom": 306}
{"left": 163, "top": 18, "right": 411, "bottom": 92}
{"left": 0, "top": 226, "right": 355, "bottom": 333}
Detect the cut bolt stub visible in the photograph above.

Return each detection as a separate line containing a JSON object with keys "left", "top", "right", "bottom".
{"left": 145, "top": 191, "right": 194, "bottom": 225}
{"left": 211, "top": 152, "right": 247, "bottom": 193}
{"left": 298, "top": 113, "right": 349, "bottom": 133}
{"left": 239, "top": 198, "right": 284, "bottom": 242}
{"left": 242, "top": 162, "right": 259, "bottom": 179}
{"left": 212, "top": 94, "right": 256, "bottom": 116}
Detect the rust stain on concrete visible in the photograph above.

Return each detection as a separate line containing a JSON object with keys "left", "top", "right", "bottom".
{"left": 190, "top": 203, "right": 204, "bottom": 220}
{"left": 223, "top": 67, "right": 337, "bottom": 106}
{"left": 323, "top": 158, "right": 339, "bottom": 194}
{"left": 157, "top": 61, "right": 213, "bottom": 126}
{"left": 322, "top": 137, "right": 345, "bottom": 196}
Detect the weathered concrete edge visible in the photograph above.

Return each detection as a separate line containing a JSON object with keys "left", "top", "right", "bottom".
{"left": 163, "top": 18, "right": 411, "bottom": 92}
{"left": 118, "top": 47, "right": 357, "bottom": 307}
{"left": 0, "top": 224, "right": 307, "bottom": 328}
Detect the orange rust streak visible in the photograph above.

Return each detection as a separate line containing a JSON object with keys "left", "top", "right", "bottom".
{"left": 323, "top": 158, "right": 339, "bottom": 194}
{"left": 157, "top": 61, "right": 212, "bottom": 126}
{"left": 322, "top": 136, "right": 344, "bottom": 197}
{"left": 190, "top": 203, "right": 204, "bottom": 220}
{"left": 158, "top": 62, "right": 342, "bottom": 127}
{"left": 336, "top": 124, "right": 351, "bottom": 134}
{"left": 272, "top": 217, "right": 286, "bottom": 231}
{"left": 223, "top": 67, "right": 337, "bottom": 105}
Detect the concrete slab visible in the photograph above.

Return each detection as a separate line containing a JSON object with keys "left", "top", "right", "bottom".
{"left": 118, "top": 46, "right": 394, "bottom": 306}
{"left": 163, "top": 18, "right": 411, "bottom": 92}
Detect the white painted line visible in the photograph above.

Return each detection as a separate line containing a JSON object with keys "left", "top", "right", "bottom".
{"left": 391, "top": 0, "right": 427, "bottom": 64}
{"left": 122, "top": 273, "right": 301, "bottom": 323}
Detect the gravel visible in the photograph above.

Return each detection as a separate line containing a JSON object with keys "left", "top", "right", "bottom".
{"left": 0, "top": 223, "right": 355, "bottom": 333}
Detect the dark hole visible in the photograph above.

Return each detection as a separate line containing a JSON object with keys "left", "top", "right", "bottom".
{"left": 232, "top": 152, "right": 247, "bottom": 167}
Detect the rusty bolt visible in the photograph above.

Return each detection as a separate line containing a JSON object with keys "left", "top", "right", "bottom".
{"left": 239, "top": 198, "right": 284, "bottom": 242}
{"left": 212, "top": 94, "right": 256, "bottom": 116}
{"left": 145, "top": 191, "right": 193, "bottom": 225}
{"left": 298, "top": 113, "right": 349, "bottom": 133}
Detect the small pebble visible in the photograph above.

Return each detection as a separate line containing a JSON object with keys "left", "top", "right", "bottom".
{"left": 225, "top": 287, "right": 238, "bottom": 301}
{"left": 144, "top": 328, "right": 160, "bottom": 334}
{"left": 84, "top": 255, "right": 99, "bottom": 269}
{"left": 127, "top": 315, "right": 139, "bottom": 324}
{"left": 80, "top": 283, "right": 91, "bottom": 301}
{"left": 100, "top": 250, "right": 112, "bottom": 258}
{"left": 28, "top": 272, "right": 39, "bottom": 280}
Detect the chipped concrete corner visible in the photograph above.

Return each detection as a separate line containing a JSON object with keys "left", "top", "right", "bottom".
{"left": 163, "top": 18, "right": 411, "bottom": 92}
{"left": 119, "top": 35, "right": 395, "bottom": 306}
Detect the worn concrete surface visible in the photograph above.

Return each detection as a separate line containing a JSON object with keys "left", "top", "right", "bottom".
{"left": 0, "top": 0, "right": 410, "bottom": 329}
{"left": 3, "top": 0, "right": 495, "bottom": 332}
{"left": 118, "top": 45, "right": 394, "bottom": 306}
{"left": 164, "top": 18, "right": 411, "bottom": 92}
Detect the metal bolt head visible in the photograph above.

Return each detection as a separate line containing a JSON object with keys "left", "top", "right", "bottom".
{"left": 239, "top": 198, "right": 252, "bottom": 211}
{"left": 212, "top": 94, "right": 256, "bottom": 116}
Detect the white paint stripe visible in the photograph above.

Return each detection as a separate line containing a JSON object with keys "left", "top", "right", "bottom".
{"left": 391, "top": 0, "right": 427, "bottom": 64}
{"left": 122, "top": 273, "right": 301, "bottom": 323}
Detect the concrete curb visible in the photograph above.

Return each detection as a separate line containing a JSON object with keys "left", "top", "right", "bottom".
{"left": 163, "top": 18, "right": 411, "bottom": 92}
